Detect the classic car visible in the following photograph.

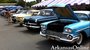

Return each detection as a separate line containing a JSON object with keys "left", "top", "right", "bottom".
{"left": 12, "top": 10, "right": 27, "bottom": 23}
{"left": 0, "top": 6, "right": 4, "bottom": 15}
{"left": 2, "top": 6, "right": 22, "bottom": 17}
{"left": 23, "top": 9, "right": 57, "bottom": 30}
{"left": 40, "top": 4, "right": 90, "bottom": 45}
{"left": 13, "top": 10, "right": 40, "bottom": 26}
{"left": 0, "top": 9, "right": 7, "bottom": 16}
{"left": 0, "top": 6, "right": 22, "bottom": 16}
{"left": 0, "top": 9, "right": 3, "bottom": 15}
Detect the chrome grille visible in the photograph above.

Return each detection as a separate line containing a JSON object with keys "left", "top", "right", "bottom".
{"left": 46, "top": 30, "right": 68, "bottom": 39}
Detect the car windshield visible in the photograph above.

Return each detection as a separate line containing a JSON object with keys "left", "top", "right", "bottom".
{"left": 16, "top": 10, "right": 23, "bottom": 14}
{"left": 37, "top": 10, "right": 54, "bottom": 16}
{"left": 27, "top": 11, "right": 32, "bottom": 14}
{"left": 75, "top": 13, "right": 89, "bottom": 20}
{"left": 20, "top": 10, "right": 28, "bottom": 14}
{"left": 32, "top": 12, "right": 39, "bottom": 16}
{"left": 26, "top": 10, "right": 40, "bottom": 16}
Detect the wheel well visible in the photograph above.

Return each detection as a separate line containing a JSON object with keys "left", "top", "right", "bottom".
{"left": 80, "top": 31, "right": 87, "bottom": 38}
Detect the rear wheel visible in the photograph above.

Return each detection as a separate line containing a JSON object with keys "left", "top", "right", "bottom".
{"left": 12, "top": 20, "right": 16, "bottom": 23}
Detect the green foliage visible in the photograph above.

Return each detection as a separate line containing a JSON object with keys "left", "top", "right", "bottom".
{"left": 26, "top": 1, "right": 37, "bottom": 7}
{"left": 8, "top": 0, "right": 17, "bottom": 3}
{"left": 16, "top": 1, "right": 37, "bottom": 8}
{"left": 16, "top": 0, "right": 25, "bottom": 7}
{"left": 0, "top": 0, "right": 16, "bottom": 3}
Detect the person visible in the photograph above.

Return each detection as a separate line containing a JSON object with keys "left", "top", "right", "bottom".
{"left": 6, "top": 10, "right": 12, "bottom": 24}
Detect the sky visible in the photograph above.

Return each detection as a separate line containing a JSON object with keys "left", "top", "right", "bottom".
{"left": 24, "top": 0, "right": 46, "bottom": 2}
{"left": 24, "top": 0, "right": 36, "bottom": 2}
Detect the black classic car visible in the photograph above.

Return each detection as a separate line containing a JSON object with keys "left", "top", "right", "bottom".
{"left": 23, "top": 9, "right": 57, "bottom": 30}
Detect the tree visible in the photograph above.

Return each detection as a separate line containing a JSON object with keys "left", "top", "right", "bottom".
{"left": 16, "top": 0, "right": 25, "bottom": 7}
{"left": 8, "top": 0, "right": 17, "bottom": 3}
{"left": 0, "top": 0, "right": 9, "bottom": 3}
{"left": 0, "top": 0, "right": 16, "bottom": 3}
{"left": 26, "top": 1, "right": 37, "bottom": 7}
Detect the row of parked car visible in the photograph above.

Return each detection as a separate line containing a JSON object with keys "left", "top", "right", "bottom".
{"left": 0, "top": 6, "right": 23, "bottom": 16}
{"left": 0, "top": 4, "right": 90, "bottom": 45}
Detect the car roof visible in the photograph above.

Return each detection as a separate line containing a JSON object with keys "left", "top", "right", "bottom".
{"left": 41, "top": 9, "right": 53, "bottom": 11}
{"left": 30, "top": 10, "right": 40, "bottom": 12}
{"left": 74, "top": 11, "right": 90, "bottom": 15}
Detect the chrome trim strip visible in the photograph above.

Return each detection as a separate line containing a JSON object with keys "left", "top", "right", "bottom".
{"left": 48, "top": 35, "right": 78, "bottom": 42}
{"left": 40, "top": 32, "right": 46, "bottom": 37}
{"left": 23, "top": 24, "right": 40, "bottom": 28}
{"left": 28, "top": 26, "right": 40, "bottom": 28}
{"left": 27, "top": 23, "right": 37, "bottom": 25}
{"left": 23, "top": 24, "right": 27, "bottom": 27}
{"left": 40, "top": 32, "right": 79, "bottom": 42}
{"left": 76, "top": 26, "right": 90, "bottom": 32}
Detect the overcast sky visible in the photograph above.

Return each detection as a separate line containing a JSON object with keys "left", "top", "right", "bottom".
{"left": 24, "top": 0, "right": 36, "bottom": 2}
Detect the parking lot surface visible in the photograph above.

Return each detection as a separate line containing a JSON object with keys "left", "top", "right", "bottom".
{"left": 0, "top": 16, "right": 90, "bottom": 50}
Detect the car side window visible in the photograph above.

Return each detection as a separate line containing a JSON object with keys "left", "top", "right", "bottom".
{"left": 45, "top": 11, "right": 54, "bottom": 16}
{"left": 88, "top": 14, "right": 90, "bottom": 21}
{"left": 39, "top": 10, "right": 54, "bottom": 16}
{"left": 75, "top": 13, "right": 88, "bottom": 20}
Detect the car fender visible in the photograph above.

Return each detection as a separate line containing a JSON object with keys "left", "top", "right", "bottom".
{"left": 65, "top": 21, "right": 90, "bottom": 37}
{"left": 41, "top": 20, "right": 58, "bottom": 26}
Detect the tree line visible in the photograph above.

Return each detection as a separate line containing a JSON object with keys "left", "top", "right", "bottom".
{"left": 0, "top": 0, "right": 16, "bottom": 3}
{"left": 0, "top": 0, "right": 37, "bottom": 8}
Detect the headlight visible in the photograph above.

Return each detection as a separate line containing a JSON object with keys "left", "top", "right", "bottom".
{"left": 41, "top": 25, "right": 46, "bottom": 33}
{"left": 65, "top": 28, "right": 72, "bottom": 33}
{"left": 41, "top": 25, "right": 46, "bottom": 30}
{"left": 17, "top": 17, "right": 24, "bottom": 20}
{"left": 20, "top": 17, "right": 24, "bottom": 20}
{"left": 67, "top": 34, "right": 73, "bottom": 40}
{"left": 35, "top": 19, "right": 37, "bottom": 22}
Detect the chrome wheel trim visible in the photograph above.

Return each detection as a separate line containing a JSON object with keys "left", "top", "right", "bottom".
{"left": 76, "top": 33, "right": 83, "bottom": 45}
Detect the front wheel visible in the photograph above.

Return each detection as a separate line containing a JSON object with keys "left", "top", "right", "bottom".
{"left": 19, "top": 23, "right": 23, "bottom": 26}
{"left": 26, "top": 27, "right": 31, "bottom": 30}
{"left": 75, "top": 33, "right": 83, "bottom": 45}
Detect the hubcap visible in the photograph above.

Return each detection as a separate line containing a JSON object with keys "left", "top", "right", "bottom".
{"left": 76, "top": 33, "right": 83, "bottom": 45}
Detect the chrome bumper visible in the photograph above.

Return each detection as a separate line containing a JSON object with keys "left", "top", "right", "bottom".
{"left": 40, "top": 32, "right": 79, "bottom": 43}
{"left": 23, "top": 24, "right": 40, "bottom": 28}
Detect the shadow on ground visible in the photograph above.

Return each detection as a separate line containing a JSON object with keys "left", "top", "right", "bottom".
{"left": 36, "top": 37, "right": 90, "bottom": 50}
{"left": 19, "top": 29, "right": 40, "bottom": 35}
{"left": 14, "top": 25, "right": 24, "bottom": 27}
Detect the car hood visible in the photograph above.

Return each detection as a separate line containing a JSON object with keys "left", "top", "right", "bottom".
{"left": 65, "top": 20, "right": 90, "bottom": 30}
{"left": 29, "top": 16, "right": 57, "bottom": 20}
{"left": 13, "top": 14, "right": 32, "bottom": 17}
{"left": 48, "top": 4, "right": 79, "bottom": 21}
{"left": 24, "top": 16, "right": 31, "bottom": 19}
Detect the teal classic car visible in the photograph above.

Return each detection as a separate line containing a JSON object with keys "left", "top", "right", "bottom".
{"left": 40, "top": 4, "right": 90, "bottom": 45}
